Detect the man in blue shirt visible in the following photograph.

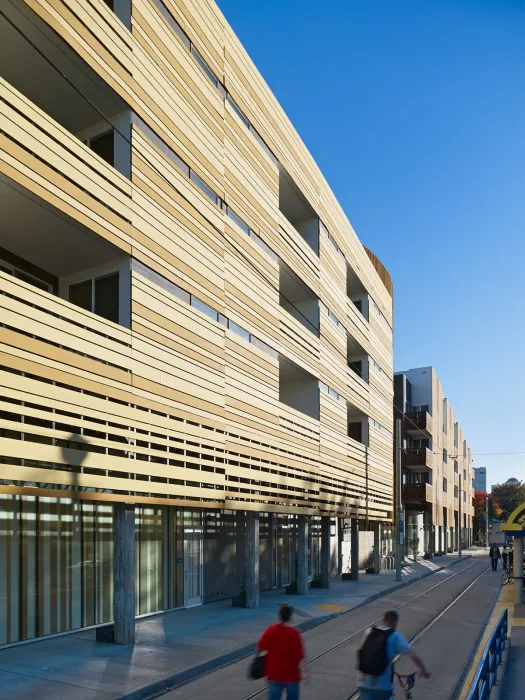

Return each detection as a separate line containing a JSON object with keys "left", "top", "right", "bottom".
{"left": 358, "top": 610, "right": 430, "bottom": 699}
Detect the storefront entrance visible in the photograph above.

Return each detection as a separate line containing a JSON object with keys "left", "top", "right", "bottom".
{"left": 184, "top": 512, "right": 203, "bottom": 607}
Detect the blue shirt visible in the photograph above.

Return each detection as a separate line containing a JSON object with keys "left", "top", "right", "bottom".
{"left": 359, "top": 626, "right": 412, "bottom": 693}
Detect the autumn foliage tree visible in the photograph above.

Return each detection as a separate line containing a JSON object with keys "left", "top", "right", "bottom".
{"left": 473, "top": 490, "right": 503, "bottom": 541}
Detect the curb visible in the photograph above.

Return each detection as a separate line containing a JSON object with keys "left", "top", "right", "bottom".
{"left": 119, "top": 555, "right": 472, "bottom": 700}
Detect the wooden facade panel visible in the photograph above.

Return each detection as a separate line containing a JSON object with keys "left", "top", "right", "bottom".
{"left": 1, "top": 0, "right": 394, "bottom": 517}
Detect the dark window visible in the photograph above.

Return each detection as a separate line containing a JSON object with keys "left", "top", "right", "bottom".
{"left": 70, "top": 273, "right": 120, "bottom": 323}
{"left": 349, "top": 360, "right": 362, "bottom": 378}
{"left": 89, "top": 130, "right": 114, "bottom": 166}
{"left": 95, "top": 273, "right": 119, "bottom": 323}
{"left": 348, "top": 422, "right": 362, "bottom": 443}
{"left": 353, "top": 299, "right": 362, "bottom": 313}
{"left": 103, "top": 0, "right": 114, "bottom": 9}
{"left": 69, "top": 279, "right": 92, "bottom": 312}
{"left": 443, "top": 478, "right": 447, "bottom": 493}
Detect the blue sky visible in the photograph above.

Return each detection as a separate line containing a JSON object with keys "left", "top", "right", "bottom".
{"left": 218, "top": 0, "right": 525, "bottom": 487}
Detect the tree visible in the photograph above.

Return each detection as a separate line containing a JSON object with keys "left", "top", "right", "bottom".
{"left": 491, "top": 481, "right": 525, "bottom": 519}
{"left": 473, "top": 490, "right": 502, "bottom": 543}
{"left": 473, "top": 490, "right": 501, "bottom": 520}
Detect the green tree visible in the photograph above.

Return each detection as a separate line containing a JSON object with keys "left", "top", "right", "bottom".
{"left": 491, "top": 481, "right": 525, "bottom": 519}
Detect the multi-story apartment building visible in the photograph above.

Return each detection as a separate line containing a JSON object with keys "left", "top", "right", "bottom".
{"left": 474, "top": 467, "right": 487, "bottom": 492}
{"left": 394, "top": 368, "right": 474, "bottom": 556}
{"left": 0, "top": 0, "right": 393, "bottom": 645}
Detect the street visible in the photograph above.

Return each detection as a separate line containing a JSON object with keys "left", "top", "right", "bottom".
{"left": 164, "top": 551, "right": 498, "bottom": 699}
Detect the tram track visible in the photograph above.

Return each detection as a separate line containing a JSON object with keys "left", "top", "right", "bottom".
{"left": 239, "top": 559, "right": 487, "bottom": 700}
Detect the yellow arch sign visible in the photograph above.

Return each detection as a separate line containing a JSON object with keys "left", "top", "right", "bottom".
{"left": 500, "top": 503, "right": 525, "bottom": 532}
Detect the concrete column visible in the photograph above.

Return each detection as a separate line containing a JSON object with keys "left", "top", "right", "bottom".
{"left": 246, "top": 511, "right": 260, "bottom": 607}
{"left": 515, "top": 536, "right": 524, "bottom": 605}
{"left": 320, "top": 516, "right": 331, "bottom": 588}
{"left": 113, "top": 503, "right": 135, "bottom": 645}
{"left": 373, "top": 522, "right": 381, "bottom": 574}
{"left": 297, "top": 515, "right": 309, "bottom": 595}
{"left": 351, "top": 518, "right": 359, "bottom": 581}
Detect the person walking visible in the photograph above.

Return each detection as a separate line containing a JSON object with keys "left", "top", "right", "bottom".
{"left": 489, "top": 544, "right": 501, "bottom": 571}
{"left": 502, "top": 547, "right": 509, "bottom": 571}
{"left": 357, "top": 609, "right": 430, "bottom": 699}
{"left": 257, "top": 604, "right": 308, "bottom": 700}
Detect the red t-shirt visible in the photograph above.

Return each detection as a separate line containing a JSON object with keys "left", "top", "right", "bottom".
{"left": 258, "top": 623, "right": 305, "bottom": 683}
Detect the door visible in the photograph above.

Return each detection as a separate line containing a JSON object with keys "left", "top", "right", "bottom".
{"left": 281, "top": 521, "right": 290, "bottom": 586}
{"left": 184, "top": 512, "right": 203, "bottom": 607}
{"left": 272, "top": 525, "right": 278, "bottom": 588}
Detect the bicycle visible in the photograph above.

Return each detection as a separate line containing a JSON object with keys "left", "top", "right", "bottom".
{"left": 394, "top": 673, "right": 416, "bottom": 699}
{"left": 501, "top": 566, "right": 513, "bottom": 585}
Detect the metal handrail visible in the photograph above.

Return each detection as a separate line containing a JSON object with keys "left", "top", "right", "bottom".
{"left": 466, "top": 608, "right": 508, "bottom": 700}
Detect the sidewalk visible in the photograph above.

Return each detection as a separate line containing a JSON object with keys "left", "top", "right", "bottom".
{"left": 0, "top": 551, "right": 474, "bottom": 700}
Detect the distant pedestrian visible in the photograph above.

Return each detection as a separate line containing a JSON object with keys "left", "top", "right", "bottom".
{"left": 502, "top": 548, "right": 509, "bottom": 570}
{"left": 489, "top": 544, "right": 501, "bottom": 571}
{"left": 509, "top": 548, "right": 514, "bottom": 569}
{"left": 257, "top": 604, "right": 308, "bottom": 699}
{"left": 357, "top": 610, "right": 430, "bottom": 699}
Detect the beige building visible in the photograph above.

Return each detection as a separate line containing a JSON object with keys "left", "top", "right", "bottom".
{"left": 0, "top": 0, "right": 393, "bottom": 645}
{"left": 395, "top": 368, "right": 475, "bottom": 555}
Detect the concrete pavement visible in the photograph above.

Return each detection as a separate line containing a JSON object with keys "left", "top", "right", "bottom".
{"left": 0, "top": 552, "right": 475, "bottom": 700}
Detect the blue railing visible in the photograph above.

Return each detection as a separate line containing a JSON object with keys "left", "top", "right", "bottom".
{"left": 466, "top": 608, "right": 508, "bottom": 700}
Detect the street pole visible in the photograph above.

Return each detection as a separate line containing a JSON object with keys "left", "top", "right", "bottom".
{"left": 486, "top": 494, "right": 489, "bottom": 547}
{"left": 395, "top": 418, "right": 403, "bottom": 582}
{"left": 458, "top": 474, "right": 462, "bottom": 559}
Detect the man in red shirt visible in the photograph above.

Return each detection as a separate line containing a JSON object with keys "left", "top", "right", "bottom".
{"left": 257, "top": 604, "right": 308, "bottom": 699}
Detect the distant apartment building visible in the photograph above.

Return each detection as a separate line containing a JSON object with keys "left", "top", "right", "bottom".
{"left": 474, "top": 467, "right": 487, "bottom": 492}
{"left": 0, "top": 0, "right": 393, "bottom": 646}
{"left": 394, "top": 368, "right": 474, "bottom": 555}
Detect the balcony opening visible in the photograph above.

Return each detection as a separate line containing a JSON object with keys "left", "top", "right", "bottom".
{"left": 102, "top": 0, "right": 132, "bottom": 28}
{"left": 0, "top": 1, "right": 130, "bottom": 176}
{"left": 347, "top": 335, "right": 368, "bottom": 382}
{"left": 278, "top": 165, "right": 319, "bottom": 254}
{"left": 0, "top": 174, "right": 130, "bottom": 327}
{"left": 347, "top": 404, "right": 369, "bottom": 446}
{"left": 406, "top": 471, "right": 432, "bottom": 485}
{"left": 279, "top": 356, "right": 319, "bottom": 420}
{"left": 347, "top": 264, "right": 369, "bottom": 319}
{"left": 279, "top": 260, "right": 319, "bottom": 336}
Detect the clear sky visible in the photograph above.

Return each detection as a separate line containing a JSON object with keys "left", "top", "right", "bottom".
{"left": 217, "top": 0, "right": 525, "bottom": 487}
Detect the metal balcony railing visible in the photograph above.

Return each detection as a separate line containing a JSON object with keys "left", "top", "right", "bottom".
{"left": 403, "top": 410, "right": 432, "bottom": 436}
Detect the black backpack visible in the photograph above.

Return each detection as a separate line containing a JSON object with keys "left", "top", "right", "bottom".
{"left": 357, "top": 627, "right": 395, "bottom": 676}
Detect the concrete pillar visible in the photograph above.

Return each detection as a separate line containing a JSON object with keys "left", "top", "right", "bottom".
{"left": 246, "top": 511, "right": 260, "bottom": 607}
{"left": 320, "top": 516, "right": 331, "bottom": 588}
{"left": 297, "top": 515, "right": 308, "bottom": 595}
{"left": 373, "top": 522, "right": 381, "bottom": 574}
{"left": 351, "top": 518, "right": 359, "bottom": 581}
{"left": 113, "top": 503, "right": 135, "bottom": 645}
{"left": 337, "top": 518, "right": 344, "bottom": 575}
{"left": 515, "top": 536, "right": 524, "bottom": 605}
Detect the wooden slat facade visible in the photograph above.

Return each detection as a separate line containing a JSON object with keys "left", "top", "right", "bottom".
{"left": 0, "top": 0, "right": 394, "bottom": 520}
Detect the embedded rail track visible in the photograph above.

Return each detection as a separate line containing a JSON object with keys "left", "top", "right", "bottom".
{"left": 240, "top": 559, "right": 490, "bottom": 700}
